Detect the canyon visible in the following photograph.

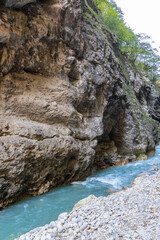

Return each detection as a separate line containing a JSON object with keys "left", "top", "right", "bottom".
{"left": 0, "top": 0, "right": 160, "bottom": 209}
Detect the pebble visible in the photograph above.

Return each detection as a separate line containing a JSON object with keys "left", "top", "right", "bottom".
{"left": 16, "top": 171, "right": 160, "bottom": 240}
{"left": 58, "top": 212, "right": 68, "bottom": 220}
{"left": 57, "top": 224, "right": 63, "bottom": 232}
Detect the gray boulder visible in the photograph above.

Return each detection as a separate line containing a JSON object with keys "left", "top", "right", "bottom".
{"left": 4, "top": 0, "right": 36, "bottom": 8}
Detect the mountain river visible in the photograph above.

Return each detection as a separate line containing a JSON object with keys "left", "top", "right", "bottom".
{"left": 1, "top": 145, "right": 160, "bottom": 240}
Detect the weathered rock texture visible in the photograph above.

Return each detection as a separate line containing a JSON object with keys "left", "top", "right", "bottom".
{"left": 0, "top": 0, "right": 159, "bottom": 209}
{"left": 3, "top": 0, "right": 36, "bottom": 8}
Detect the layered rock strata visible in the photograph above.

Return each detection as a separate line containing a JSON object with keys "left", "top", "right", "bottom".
{"left": 0, "top": 0, "right": 159, "bottom": 209}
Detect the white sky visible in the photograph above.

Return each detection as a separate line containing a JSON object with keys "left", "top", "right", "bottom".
{"left": 115, "top": 0, "right": 160, "bottom": 54}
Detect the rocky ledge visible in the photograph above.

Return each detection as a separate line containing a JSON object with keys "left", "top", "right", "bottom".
{"left": 16, "top": 169, "right": 160, "bottom": 240}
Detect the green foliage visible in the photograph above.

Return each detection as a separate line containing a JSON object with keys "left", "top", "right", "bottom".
{"left": 10, "top": 232, "right": 22, "bottom": 240}
{"left": 135, "top": 34, "right": 160, "bottom": 81}
{"left": 92, "top": 0, "right": 160, "bottom": 82}
{"left": 134, "top": 152, "right": 145, "bottom": 158}
{"left": 94, "top": 0, "right": 138, "bottom": 56}
{"left": 9, "top": 234, "right": 15, "bottom": 240}
{"left": 141, "top": 109, "right": 159, "bottom": 130}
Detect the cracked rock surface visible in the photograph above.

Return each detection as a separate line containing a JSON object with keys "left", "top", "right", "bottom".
{"left": 0, "top": 0, "right": 160, "bottom": 209}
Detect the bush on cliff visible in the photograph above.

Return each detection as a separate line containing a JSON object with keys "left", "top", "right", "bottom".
{"left": 93, "top": 0, "right": 160, "bottom": 82}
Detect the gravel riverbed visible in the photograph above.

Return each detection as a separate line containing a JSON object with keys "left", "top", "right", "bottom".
{"left": 16, "top": 170, "right": 160, "bottom": 240}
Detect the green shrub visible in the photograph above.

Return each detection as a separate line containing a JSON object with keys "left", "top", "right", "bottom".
{"left": 86, "top": 0, "right": 160, "bottom": 83}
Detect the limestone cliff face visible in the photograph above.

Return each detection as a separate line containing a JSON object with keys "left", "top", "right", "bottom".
{"left": 0, "top": 0, "right": 159, "bottom": 209}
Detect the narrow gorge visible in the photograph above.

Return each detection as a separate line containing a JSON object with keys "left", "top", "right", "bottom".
{"left": 0, "top": 0, "right": 160, "bottom": 211}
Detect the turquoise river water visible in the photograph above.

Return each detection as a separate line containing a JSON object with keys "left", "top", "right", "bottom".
{"left": 1, "top": 145, "right": 160, "bottom": 240}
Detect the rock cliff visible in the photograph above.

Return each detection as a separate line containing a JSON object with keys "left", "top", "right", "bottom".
{"left": 0, "top": 0, "right": 159, "bottom": 209}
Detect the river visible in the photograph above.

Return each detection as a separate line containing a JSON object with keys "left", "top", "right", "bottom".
{"left": 1, "top": 146, "right": 160, "bottom": 240}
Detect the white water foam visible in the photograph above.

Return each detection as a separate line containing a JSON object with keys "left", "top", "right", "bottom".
{"left": 24, "top": 204, "right": 29, "bottom": 209}
{"left": 133, "top": 162, "right": 144, "bottom": 166}
{"left": 129, "top": 172, "right": 136, "bottom": 176}
{"left": 71, "top": 181, "right": 87, "bottom": 186}
{"left": 96, "top": 176, "right": 122, "bottom": 189}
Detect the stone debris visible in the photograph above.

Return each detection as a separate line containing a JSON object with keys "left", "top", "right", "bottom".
{"left": 16, "top": 171, "right": 160, "bottom": 240}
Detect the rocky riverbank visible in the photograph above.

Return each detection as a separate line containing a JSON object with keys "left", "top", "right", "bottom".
{"left": 16, "top": 169, "right": 160, "bottom": 240}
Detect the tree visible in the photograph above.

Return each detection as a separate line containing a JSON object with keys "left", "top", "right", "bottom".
{"left": 93, "top": 0, "right": 160, "bottom": 82}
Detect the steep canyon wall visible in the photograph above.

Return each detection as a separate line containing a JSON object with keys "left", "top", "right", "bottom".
{"left": 0, "top": 0, "right": 159, "bottom": 209}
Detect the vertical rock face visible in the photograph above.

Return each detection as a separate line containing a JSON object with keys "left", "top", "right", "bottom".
{"left": 3, "top": 0, "right": 36, "bottom": 8}
{"left": 0, "top": 0, "right": 159, "bottom": 209}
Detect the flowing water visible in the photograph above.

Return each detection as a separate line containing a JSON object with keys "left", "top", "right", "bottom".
{"left": 1, "top": 146, "right": 160, "bottom": 240}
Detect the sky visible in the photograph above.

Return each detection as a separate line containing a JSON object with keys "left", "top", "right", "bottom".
{"left": 114, "top": 0, "right": 160, "bottom": 54}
